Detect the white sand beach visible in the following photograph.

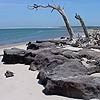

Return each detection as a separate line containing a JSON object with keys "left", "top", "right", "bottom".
{"left": 0, "top": 43, "right": 99, "bottom": 100}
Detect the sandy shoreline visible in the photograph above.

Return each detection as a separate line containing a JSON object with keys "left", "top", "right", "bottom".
{"left": 0, "top": 43, "right": 76, "bottom": 100}
{"left": 0, "top": 41, "right": 27, "bottom": 49}
{"left": 0, "top": 43, "right": 99, "bottom": 100}
{"left": 0, "top": 42, "right": 27, "bottom": 56}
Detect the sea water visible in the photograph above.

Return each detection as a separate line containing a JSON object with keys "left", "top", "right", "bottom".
{"left": 0, "top": 27, "right": 83, "bottom": 45}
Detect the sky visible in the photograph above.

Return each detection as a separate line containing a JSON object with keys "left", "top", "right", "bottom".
{"left": 0, "top": 0, "right": 100, "bottom": 29}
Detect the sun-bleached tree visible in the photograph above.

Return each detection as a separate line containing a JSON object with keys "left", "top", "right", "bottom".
{"left": 75, "top": 13, "right": 89, "bottom": 39}
{"left": 29, "top": 4, "right": 75, "bottom": 40}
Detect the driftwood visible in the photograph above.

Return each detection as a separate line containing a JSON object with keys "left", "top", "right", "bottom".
{"left": 75, "top": 13, "right": 89, "bottom": 39}
{"left": 29, "top": 4, "right": 74, "bottom": 40}
{"left": 28, "top": 4, "right": 100, "bottom": 50}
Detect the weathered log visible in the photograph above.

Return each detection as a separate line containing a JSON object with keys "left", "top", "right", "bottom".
{"left": 75, "top": 13, "right": 89, "bottom": 39}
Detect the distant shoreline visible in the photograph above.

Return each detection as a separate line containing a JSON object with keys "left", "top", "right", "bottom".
{"left": 0, "top": 26, "right": 100, "bottom": 30}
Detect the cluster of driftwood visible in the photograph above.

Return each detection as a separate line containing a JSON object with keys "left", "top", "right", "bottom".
{"left": 73, "top": 29, "right": 100, "bottom": 48}
{"left": 2, "top": 39, "right": 100, "bottom": 100}
{"left": 29, "top": 4, "right": 100, "bottom": 49}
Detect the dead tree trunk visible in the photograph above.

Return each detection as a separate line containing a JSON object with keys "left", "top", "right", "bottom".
{"left": 29, "top": 4, "right": 74, "bottom": 40}
{"left": 75, "top": 13, "right": 89, "bottom": 39}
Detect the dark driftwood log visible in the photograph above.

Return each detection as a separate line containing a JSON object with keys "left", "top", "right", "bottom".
{"left": 29, "top": 4, "right": 74, "bottom": 40}
{"left": 75, "top": 13, "right": 89, "bottom": 39}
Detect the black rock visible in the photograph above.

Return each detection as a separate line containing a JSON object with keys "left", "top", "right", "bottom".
{"left": 62, "top": 50, "right": 77, "bottom": 59}
{"left": 2, "top": 48, "right": 34, "bottom": 64}
{"left": 36, "top": 40, "right": 43, "bottom": 43}
{"left": 76, "top": 49, "right": 100, "bottom": 59}
{"left": 27, "top": 42, "right": 56, "bottom": 50}
{"left": 5, "top": 70, "right": 14, "bottom": 78}
{"left": 37, "top": 59, "right": 100, "bottom": 99}
{"left": 29, "top": 48, "right": 68, "bottom": 71}
{"left": 37, "top": 59, "right": 88, "bottom": 86}
{"left": 60, "top": 37, "right": 66, "bottom": 39}
{"left": 27, "top": 43, "right": 39, "bottom": 50}
{"left": 43, "top": 76, "right": 100, "bottom": 99}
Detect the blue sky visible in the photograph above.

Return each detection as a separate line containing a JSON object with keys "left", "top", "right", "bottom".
{"left": 0, "top": 0, "right": 100, "bottom": 28}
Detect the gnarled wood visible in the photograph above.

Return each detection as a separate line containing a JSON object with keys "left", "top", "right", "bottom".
{"left": 75, "top": 13, "right": 89, "bottom": 39}
{"left": 29, "top": 4, "right": 74, "bottom": 40}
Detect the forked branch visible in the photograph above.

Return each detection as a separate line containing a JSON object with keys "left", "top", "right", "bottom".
{"left": 29, "top": 4, "right": 74, "bottom": 40}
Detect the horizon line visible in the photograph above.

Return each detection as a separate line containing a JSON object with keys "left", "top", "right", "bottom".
{"left": 0, "top": 26, "right": 100, "bottom": 29}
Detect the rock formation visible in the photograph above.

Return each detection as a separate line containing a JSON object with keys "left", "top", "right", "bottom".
{"left": 5, "top": 70, "right": 14, "bottom": 78}
{"left": 2, "top": 40, "right": 100, "bottom": 99}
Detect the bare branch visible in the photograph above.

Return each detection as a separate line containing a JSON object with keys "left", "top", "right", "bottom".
{"left": 75, "top": 13, "right": 89, "bottom": 39}
{"left": 29, "top": 4, "right": 64, "bottom": 14}
{"left": 75, "top": 13, "right": 81, "bottom": 20}
{"left": 29, "top": 4, "right": 74, "bottom": 40}
{"left": 51, "top": 8, "right": 55, "bottom": 13}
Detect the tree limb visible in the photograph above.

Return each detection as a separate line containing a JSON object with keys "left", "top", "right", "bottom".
{"left": 75, "top": 13, "right": 81, "bottom": 20}
{"left": 75, "top": 13, "right": 89, "bottom": 39}
{"left": 29, "top": 4, "right": 74, "bottom": 40}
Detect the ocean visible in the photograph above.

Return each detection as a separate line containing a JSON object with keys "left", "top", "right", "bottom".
{"left": 0, "top": 27, "right": 88, "bottom": 45}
